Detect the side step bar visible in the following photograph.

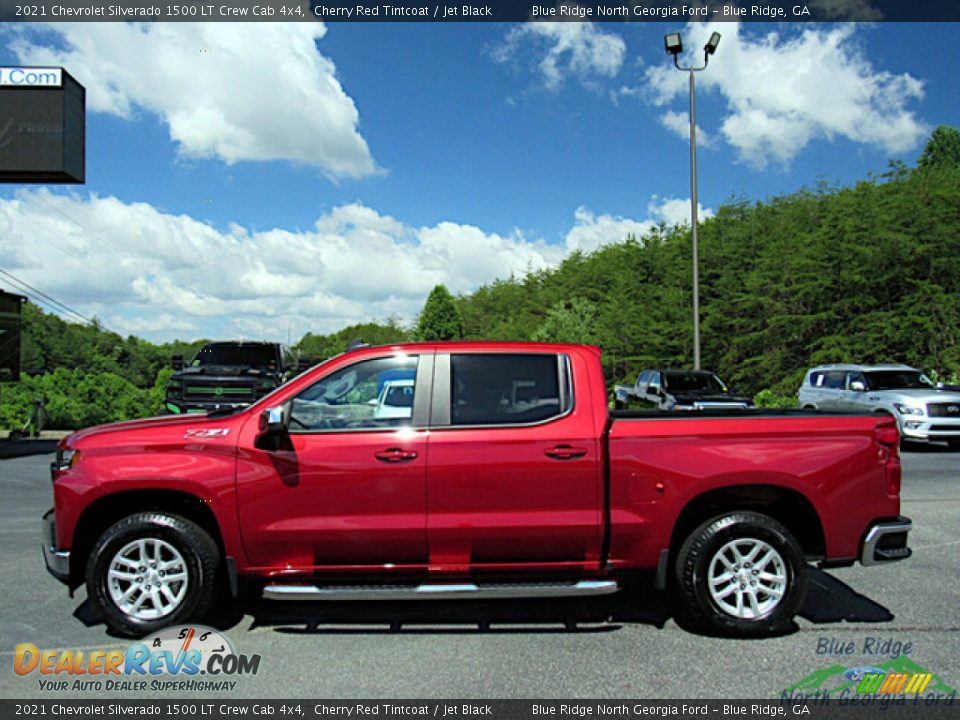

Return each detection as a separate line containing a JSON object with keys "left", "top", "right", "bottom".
{"left": 262, "top": 580, "right": 619, "bottom": 602}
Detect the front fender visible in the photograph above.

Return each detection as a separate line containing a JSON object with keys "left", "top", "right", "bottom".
{"left": 53, "top": 444, "right": 245, "bottom": 566}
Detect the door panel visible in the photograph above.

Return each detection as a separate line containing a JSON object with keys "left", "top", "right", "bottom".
{"left": 838, "top": 372, "right": 868, "bottom": 411}
{"left": 815, "top": 370, "right": 846, "bottom": 410}
{"left": 426, "top": 353, "right": 603, "bottom": 569}
{"left": 236, "top": 354, "right": 430, "bottom": 570}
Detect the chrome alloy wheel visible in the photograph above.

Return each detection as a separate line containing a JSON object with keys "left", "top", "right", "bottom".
{"left": 707, "top": 537, "right": 787, "bottom": 619}
{"left": 107, "top": 538, "right": 189, "bottom": 620}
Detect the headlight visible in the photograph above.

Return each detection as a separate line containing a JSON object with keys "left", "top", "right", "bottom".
{"left": 894, "top": 404, "right": 924, "bottom": 416}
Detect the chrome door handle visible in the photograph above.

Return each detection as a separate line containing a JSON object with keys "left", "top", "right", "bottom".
{"left": 545, "top": 445, "right": 587, "bottom": 460}
{"left": 375, "top": 448, "right": 418, "bottom": 463}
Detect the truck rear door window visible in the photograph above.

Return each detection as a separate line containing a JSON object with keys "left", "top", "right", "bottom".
{"left": 449, "top": 353, "right": 568, "bottom": 426}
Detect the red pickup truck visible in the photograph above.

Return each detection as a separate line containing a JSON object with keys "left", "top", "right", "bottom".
{"left": 43, "top": 342, "right": 911, "bottom": 637}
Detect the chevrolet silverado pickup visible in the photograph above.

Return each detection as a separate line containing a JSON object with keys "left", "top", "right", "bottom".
{"left": 43, "top": 342, "right": 911, "bottom": 637}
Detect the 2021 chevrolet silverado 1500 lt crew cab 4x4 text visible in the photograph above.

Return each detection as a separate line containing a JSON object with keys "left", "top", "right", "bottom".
{"left": 44, "top": 342, "right": 911, "bottom": 637}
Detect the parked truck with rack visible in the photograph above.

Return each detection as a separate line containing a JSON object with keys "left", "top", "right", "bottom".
{"left": 614, "top": 368, "right": 753, "bottom": 411}
{"left": 45, "top": 342, "right": 910, "bottom": 637}
{"left": 164, "top": 341, "right": 298, "bottom": 415}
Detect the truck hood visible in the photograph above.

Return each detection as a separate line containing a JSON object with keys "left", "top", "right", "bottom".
{"left": 866, "top": 389, "right": 960, "bottom": 405}
{"left": 63, "top": 413, "right": 243, "bottom": 450}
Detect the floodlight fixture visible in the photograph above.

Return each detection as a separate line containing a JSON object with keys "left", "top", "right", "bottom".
{"left": 664, "top": 33, "right": 683, "bottom": 56}
{"left": 704, "top": 32, "right": 722, "bottom": 56}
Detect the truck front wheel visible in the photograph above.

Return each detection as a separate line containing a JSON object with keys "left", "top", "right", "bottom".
{"left": 675, "top": 512, "right": 807, "bottom": 636}
{"left": 85, "top": 512, "right": 220, "bottom": 637}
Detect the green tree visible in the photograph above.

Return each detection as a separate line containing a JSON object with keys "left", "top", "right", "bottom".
{"left": 296, "top": 319, "right": 410, "bottom": 360}
{"left": 415, "top": 285, "right": 464, "bottom": 341}
{"left": 917, "top": 125, "right": 960, "bottom": 170}
{"left": 531, "top": 298, "right": 599, "bottom": 344}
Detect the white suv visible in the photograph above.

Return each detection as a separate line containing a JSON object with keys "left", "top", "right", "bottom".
{"left": 798, "top": 363, "right": 960, "bottom": 447}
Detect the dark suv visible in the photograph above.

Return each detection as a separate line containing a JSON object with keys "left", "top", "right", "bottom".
{"left": 165, "top": 341, "right": 298, "bottom": 414}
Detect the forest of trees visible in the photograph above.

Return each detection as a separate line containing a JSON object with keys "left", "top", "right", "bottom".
{"left": 2, "top": 127, "right": 959, "bottom": 429}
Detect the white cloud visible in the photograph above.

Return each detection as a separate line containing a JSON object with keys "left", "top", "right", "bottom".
{"left": 495, "top": 21, "right": 626, "bottom": 91}
{"left": 647, "top": 196, "right": 714, "bottom": 227}
{"left": 0, "top": 191, "right": 709, "bottom": 343}
{"left": 641, "top": 23, "right": 927, "bottom": 167}
{"left": 109, "top": 314, "right": 198, "bottom": 336}
{"left": 9, "top": 23, "right": 377, "bottom": 178}
{"left": 659, "top": 110, "right": 716, "bottom": 149}
{"left": 563, "top": 197, "right": 713, "bottom": 253}
{"left": 564, "top": 207, "right": 653, "bottom": 253}
{"left": 0, "top": 189, "right": 566, "bottom": 342}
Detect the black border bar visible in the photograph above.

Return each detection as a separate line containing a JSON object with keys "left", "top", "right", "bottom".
{"left": 1, "top": 0, "right": 959, "bottom": 22}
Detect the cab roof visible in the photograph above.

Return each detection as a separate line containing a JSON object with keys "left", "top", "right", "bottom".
{"left": 808, "top": 363, "right": 918, "bottom": 373}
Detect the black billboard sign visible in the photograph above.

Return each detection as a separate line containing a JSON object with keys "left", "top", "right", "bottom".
{"left": 0, "top": 67, "right": 85, "bottom": 183}
{"left": 0, "top": 290, "right": 26, "bottom": 382}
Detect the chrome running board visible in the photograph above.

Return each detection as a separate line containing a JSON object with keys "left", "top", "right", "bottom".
{"left": 262, "top": 579, "right": 619, "bottom": 602}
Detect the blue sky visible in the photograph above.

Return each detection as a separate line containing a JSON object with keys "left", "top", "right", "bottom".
{"left": 0, "top": 21, "right": 956, "bottom": 343}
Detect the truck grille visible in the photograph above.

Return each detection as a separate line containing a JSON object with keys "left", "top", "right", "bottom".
{"left": 927, "top": 402, "right": 960, "bottom": 417}
{"left": 182, "top": 383, "right": 256, "bottom": 403}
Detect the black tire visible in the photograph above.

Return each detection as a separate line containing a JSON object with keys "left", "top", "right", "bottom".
{"left": 86, "top": 512, "right": 220, "bottom": 637}
{"left": 674, "top": 512, "right": 807, "bottom": 637}
{"left": 947, "top": 440, "right": 960, "bottom": 451}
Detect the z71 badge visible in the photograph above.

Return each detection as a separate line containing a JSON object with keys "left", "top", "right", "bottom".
{"left": 182, "top": 428, "right": 230, "bottom": 439}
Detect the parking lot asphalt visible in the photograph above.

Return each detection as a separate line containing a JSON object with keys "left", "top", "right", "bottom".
{"left": 0, "top": 440, "right": 957, "bottom": 700}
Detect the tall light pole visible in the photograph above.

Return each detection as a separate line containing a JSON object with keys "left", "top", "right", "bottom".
{"left": 664, "top": 31, "right": 720, "bottom": 371}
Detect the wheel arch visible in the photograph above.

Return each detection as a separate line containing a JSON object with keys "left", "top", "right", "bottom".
{"left": 68, "top": 489, "right": 226, "bottom": 590}
{"left": 669, "top": 484, "right": 826, "bottom": 561}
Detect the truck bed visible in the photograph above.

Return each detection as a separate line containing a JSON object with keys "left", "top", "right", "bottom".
{"left": 610, "top": 407, "right": 866, "bottom": 419}
{"left": 604, "top": 409, "right": 900, "bottom": 570}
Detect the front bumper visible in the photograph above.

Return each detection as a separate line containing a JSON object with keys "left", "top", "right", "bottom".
{"left": 42, "top": 508, "right": 70, "bottom": 584}
{"left": 898, "top": 416, "right": 960, "bottom": 441}
{"left": 861, "top": 516, "right": 912, "bottom": 566}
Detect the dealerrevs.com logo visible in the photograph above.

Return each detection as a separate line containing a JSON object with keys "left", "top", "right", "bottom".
{"left": 13, "top": 625, "right": 261, "bottom": 692}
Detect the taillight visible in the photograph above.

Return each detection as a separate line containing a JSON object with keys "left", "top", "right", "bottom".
{"left": 874, "top": 420, "right": 902, "bottom": 495}
{"left": 875, "top": 423, "right": 899, "bottom": 447}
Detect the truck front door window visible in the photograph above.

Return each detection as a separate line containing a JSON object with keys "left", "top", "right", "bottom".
{"left": 290, "top": 355, "right": 418, "bottom": 430}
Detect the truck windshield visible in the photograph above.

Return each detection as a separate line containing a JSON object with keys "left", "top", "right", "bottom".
{"left": 664, "top": 373, "right": 727, "bottom": 394}
{"left": 863, "top": 371, "right": 933, "bottom": 390}
{"left": 194, "top": 345, "right": 276, "bottom": 368}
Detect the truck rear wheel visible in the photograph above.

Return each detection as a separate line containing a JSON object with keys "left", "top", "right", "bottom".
{"left": 85, "top": 512, "right": 220, "bottom": 637}
{"left": 675, "top": 512, "right": 807, "bottom": 636}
